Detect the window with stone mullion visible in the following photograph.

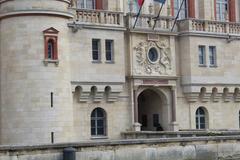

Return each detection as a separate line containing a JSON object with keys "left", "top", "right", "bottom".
{"left": 77, "top": 0, "right": 95, "bottom": 9}
{"left": 92, "top": 39, "right": 100, "bottom": 61}
{"left": 216, "top": 0, "right": 228, "bottom": 21}
{"left": 105, "top": 40, "right": 113, "bottom": 62}
{"left": 174, "top": 0, "right": 188, "bottom": 19}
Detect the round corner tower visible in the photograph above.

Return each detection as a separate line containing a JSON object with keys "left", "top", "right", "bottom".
{"left": 0, "top": 0, "right": 74, "bottom": 144}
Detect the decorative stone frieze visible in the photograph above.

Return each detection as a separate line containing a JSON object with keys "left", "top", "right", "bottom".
{"left": 212, "top": 93, "right": 222, "bottom": 102}
{"left": 201, "top": 93, "right": 212, "bottom": 102}
{"left": 72, "top": 83, "right": 123, "bottom": 103}
{"left": 184, "top": 86, "right": 240, "bottom": 103}
{"left": 185, "top": 93, "right": 199, "bottom": 103}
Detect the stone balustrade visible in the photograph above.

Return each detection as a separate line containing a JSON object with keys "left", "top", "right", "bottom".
{"left": 122, "top": 130, "right": 240, "bottom": 139}
{"left": 178, "top": 18, "right": 240, "bottom": 34}
{"left": 127, "top": 13, "right": 175, "bottom": 31}
{"left": 76, "top": 9, "right": 124, "bottom": 27}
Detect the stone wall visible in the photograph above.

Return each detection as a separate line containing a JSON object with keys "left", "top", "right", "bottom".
{"left": 0, "top": 136, "right": 240, "bottom": 160}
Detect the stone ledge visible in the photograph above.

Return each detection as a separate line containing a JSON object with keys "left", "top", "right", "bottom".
{"left": 1, "top": 134, "right": 240, "bottom": 152}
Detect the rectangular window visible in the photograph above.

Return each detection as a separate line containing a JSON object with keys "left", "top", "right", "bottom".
{"left": 216, "top": 0, "right": 228, "bottom": 21}
{"left": 153, "top": 114, "right": 159, "bottom": 127}
{"left": 105, "top": 40, "right": 114, "bottom": 62}
{"left": 77, "top": 0, "right": 95, "bottom": 9}
{"left": 174, "top": 0, "right": 188, "bottom": 19}
{"left": 209, "top": 46, "right": 217, "bottom": 66}
{"left": 92, "top": 39, "right": 101, "bottom": 61}
{"left": 198, "top": 46, "right": 206, "bottom": 66}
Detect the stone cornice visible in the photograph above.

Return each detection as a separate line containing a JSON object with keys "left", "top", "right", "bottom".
{"left": 0, "top": 134, "right": 240, "bottom": 151}
{"left": 128, "top": 75, "right": 179, "bottom": 80}
{"left": 178, "top": 31, "right": 240, "bottom": 38}
{"left": 0, "top": 10, "right": 74, "bottom": 19}
{"left": 128, "top": 29, "right": 178, "bottom": 36}
{"left": 0, "top": 0, "right": 71, "bottom": 4}
{"left": 68, "top": 23, "right": 126, "bottom": 32}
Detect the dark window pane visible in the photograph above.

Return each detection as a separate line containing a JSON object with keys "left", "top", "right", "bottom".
{"left": 91, "top": 128, "right": 96, "bottom": 135}
{"left": 97, "top": 109, "right": 104, "bottom": 117}
{"left": 92, "top": 39, "right": 100, "bottom": 60}
{"left": 97, "top": 128, "right": 104, "bottom": 135}
{"left": 48, "top": 41, "right": 54, "bottom": 59}
{"left": 200, "top": 117, "right": 205, "bottom": 123}
{"left": 105, "top": 40, "right": 113, "bottom": 61}
{"left": 200, "top": 124, "right": 205, "bottom": 129}
{"left": 199, "top": 108, "right": 205, "bottom": 114}
{"left": 93, "top": 51, "right": 99, "bottom": 60}
{"left": 106, "top": 52, "right": 112, "bottom": 61}
{"left": 91, "top": 120, "right": 95, "bottom": 126}
{"left": 97, "top": 120, "right": 104, "bottom": 127}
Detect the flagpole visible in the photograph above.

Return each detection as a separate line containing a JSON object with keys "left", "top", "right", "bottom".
{"left": 152, "top": 2, "right": 164, "bottom": 30}
{"left": 133, "top": 0, "right": 145, "bottom": 29}
{"left": 171, "top": 0, "right": 186, "bottom": 32}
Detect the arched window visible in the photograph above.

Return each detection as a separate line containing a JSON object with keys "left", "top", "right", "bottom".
{"left": 196, "top": 107, "right": 208, "bottom": 129}
{"left": 43, "top": 27, "right": 59, "bottom": 65}
{"left": 47, "top": 39, "right": 54, "bottom": 59}
{"left": 91, "top": 108, "right": 107, "bottom": 136}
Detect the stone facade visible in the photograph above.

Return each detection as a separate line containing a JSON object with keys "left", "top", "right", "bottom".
{"left": 0, "top": 0, "right": 240, "bottom": 145}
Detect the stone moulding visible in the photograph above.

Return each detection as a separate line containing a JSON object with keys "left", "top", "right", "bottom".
{"left": 183, "top": 86, "right": 240, "bottom": 103}
{"left": 71, "top": 83, "right": 123, "bottom": 103}
{"left": 0, "top": 10, "right": 74, "bottom": 20}
{"left": 0, "top": 0, "right": 71, "bottom": 4}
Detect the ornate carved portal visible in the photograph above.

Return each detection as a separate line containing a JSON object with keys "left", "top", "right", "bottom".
{"left": 134, "top": 39, "right": 172, "bottom": 75}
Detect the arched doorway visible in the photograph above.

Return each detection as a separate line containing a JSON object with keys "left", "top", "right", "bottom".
{"left": 138, "top": 89, "right": 168, "bottom": 131}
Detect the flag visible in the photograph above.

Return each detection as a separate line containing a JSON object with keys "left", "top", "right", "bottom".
{"left": 138, "top": 0, "right": 144, "bottom": 6}
{"left": 154, "top": 0, "right": 166, "bottom": 4}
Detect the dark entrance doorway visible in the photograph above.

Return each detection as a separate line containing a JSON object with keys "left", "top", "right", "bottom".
{"left": 138, "top": 89, "right": 165, "bottom": 131}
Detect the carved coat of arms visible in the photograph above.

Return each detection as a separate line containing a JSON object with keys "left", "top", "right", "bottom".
{"left": 134, "top": 39, "right": 172, "bottom": 75}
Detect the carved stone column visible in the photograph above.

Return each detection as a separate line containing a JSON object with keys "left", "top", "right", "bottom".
{"left": 133, "top": 89, "right": 141, "bottom": 131}
{"left": 170, "top": 86, "right": 179, "bottom": 131}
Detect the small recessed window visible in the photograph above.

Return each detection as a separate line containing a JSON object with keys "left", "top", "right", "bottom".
{"left": 209, "top": 46, "right": 217, "bottom": 66}
{"left": 198, "top": 46, "right": 206, "bottom": 66}
{"left": 92, "top": 39, "right": 101, "bottom": 62}
{"left": 105, "top": 40, "right": 114, "bottom": 62}
{"left": 148, "top": 48, "right": 159, "bottom": 63}
{"left": 47, "top": 40, "right": 54, "bottom": 59}
{"left": 196, "top": 107, "right": 208, "bottom": 129}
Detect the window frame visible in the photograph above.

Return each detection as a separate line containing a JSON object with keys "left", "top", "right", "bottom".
{"left": 77, "top": 0, "right": 96, "bottom": 9}
{"left": 216, "top": 0, "right": 228, "bottom": 21}
{"left": 196, "top": 107, "right": 208, "bottom": 129}
{"left": 105, "top": 40, "right": 114, "bottom": 63}
{"left": 92, "top": 39, "right": 101, "bottom": 62}
{"left": 43, "top": 27, "right": 59, "bottom": 66}
{"left": 209, "top": 46, "right": 217, "bottom": 67}
{"left": 173, "top": 0, "right": 188, "bottom": 19}
{"left": 198, "top": 45, "right": 206, "bottom": 66}
{"left": 91, "top": 108, "right": 107, "bottom": 137}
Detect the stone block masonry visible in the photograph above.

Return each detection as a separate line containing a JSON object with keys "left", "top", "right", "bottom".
{"left": 0, "top": 135, "right": 240, "bottom": 160}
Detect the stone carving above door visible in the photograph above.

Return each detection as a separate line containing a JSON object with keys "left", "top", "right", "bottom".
{"left": 134, "top": 39, "right": 172, "bottom": 75}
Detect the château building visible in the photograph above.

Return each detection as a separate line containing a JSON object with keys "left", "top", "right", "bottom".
{"left": 1, "top": 0, "right": 240, "bottom": 145}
